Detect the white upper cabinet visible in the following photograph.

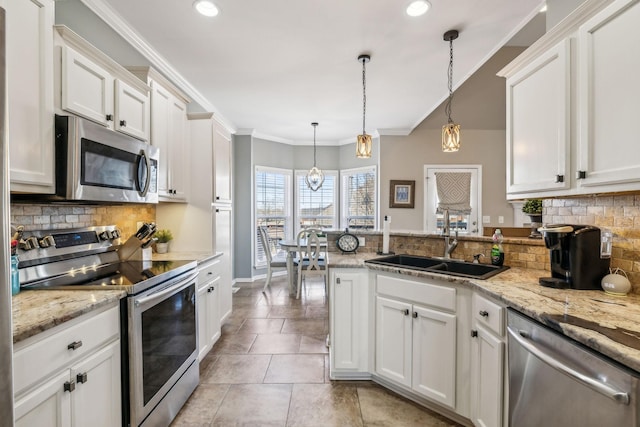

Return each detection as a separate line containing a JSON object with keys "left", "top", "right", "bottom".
{"left": 499, "top": 0, "right": 640, "bottom": 199}
{"left": 54, "top": 26, "right": 150, "bottom": 141}
{"left": 505, "top": 39, "right": 571, "bottom": 196}
{"left": 128, "top": 67, "right": 191, "bottom": 202}
{"left": 7, "top": 0, "right": 55, "bottom": 193}
{"left": 577, "top": 0, "right": 640, "bottom": 190}
{"left": 213, "top": 123, "right": 232, "bottom": 204}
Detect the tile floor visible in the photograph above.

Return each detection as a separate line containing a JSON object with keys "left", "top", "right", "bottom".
{"left": 171, "top": 275, "right": 463, "bottom": 427}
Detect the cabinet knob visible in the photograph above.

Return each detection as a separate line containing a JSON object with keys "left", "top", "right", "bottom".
{"left": 216, "top": 196, "right": 220, "bottom": 200}
{"left": 479, "top": 310, "right": 489, "bottom": 318}
{"left": 120, "top": 119, "right": 127, "bottom": 127}
{"left": 64, "top": 380, "right": 76, "bottom": 393}
{"left": 471, "top": 330, "right": 478, "bottom": 338}
{"left": 555, "top": 174, "right": 565, "bottom": 183}
{"left": 106, "top": 114, "right": 113, "bottom": 122}
{"left": 412, "top": 311, "right": 418, "bottom": 318}
{"left": 207, "top": 286, "right": 215, "bottom": 293}
{"left": 76, "top": 372, "right": 88, "bottom": 384}
{"left": 577, "top": 170, "right": 587, "bottom": 179}
{"left": 67, "top": 340, "right": 83, "bottom": 351}
{"left": 336, "top": 278, "right": 341, "bottom": 284}
{"left": 403, "top": 309, "right": 410, "bottom": 316}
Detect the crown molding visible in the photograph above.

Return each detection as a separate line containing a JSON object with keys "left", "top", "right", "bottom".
{"left": 79, "top": 0, "right": 236, "bottom": 134}
{"left": 377, "top": 128, "right": 412, "bottom": 136}
{"left": 497, "top": 0, "right": 613, "bottom": 77}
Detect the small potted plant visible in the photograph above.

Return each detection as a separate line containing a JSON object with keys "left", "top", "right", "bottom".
{"left": 154, "top": 229, "right": 173, "bottom": 253}
{"left": 522, "top": 199, "right": 543, "bottom": 239}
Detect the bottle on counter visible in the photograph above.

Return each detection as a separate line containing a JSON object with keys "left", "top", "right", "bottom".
{"left": 491, "top": 228, "right": 504, "bottom": 266}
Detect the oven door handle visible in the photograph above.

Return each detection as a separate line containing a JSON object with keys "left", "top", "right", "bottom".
{"left": 507, "top": 326, "right": 630, "bottom": 405}
{"left": 134, "top": 271, "right": 198, "bottom": 307}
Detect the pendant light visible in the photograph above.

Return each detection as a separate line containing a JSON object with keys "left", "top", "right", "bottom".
{"left": 356, "top": 54, "right": 372, "bottom": 159}
{"left": 442, "top": 30, "right": 460, "bottom": 152}
{"left": 305, "top": 122, "right": 324, "bottom": 191}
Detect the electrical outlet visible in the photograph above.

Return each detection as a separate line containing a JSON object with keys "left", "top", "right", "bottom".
{"left": 482, "top": 216, "right": 490, "bottom": 224}
{"left": 498, "top": 216, "right": 504, "bottom": 224}
{"left": 358, "top": 237, "right": 365, "bottom": 246}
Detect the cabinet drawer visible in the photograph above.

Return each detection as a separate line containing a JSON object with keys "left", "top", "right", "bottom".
{"left": 473, "top": 293, "right": 504, "bottom": 336}
{"left": 376, "top": 274, "right": 456, "bottom": 312}
{"left": 13, "top": 305, "right": 120, "bottom": 395}
{"left": 198, "top": 258, "right": 222, "bottom": 286}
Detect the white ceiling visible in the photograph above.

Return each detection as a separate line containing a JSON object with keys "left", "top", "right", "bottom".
{"left": 87, "top": 0, "right": 543, "bottom": 143}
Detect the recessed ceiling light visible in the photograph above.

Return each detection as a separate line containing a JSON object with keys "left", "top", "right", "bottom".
{"left": 539, "top": 4, "right": 548, "bottom": 13}
{"left": 193, "top": 0, "right": 219, "bottom": 17}
{"left": 406, "top": 0, "right": 431, "bottom": 17}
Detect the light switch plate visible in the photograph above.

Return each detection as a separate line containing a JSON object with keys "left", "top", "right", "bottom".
{"left": 482, "top": 216, "right": 490, "bottom": 224}
{"left": 498, "top": 216, "right": 504, "bottom": 224}
{"left": 358, "top": 237, "right": 365, "bottom": 246}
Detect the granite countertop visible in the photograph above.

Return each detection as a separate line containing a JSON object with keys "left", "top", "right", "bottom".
{"left": 328, "top": 252, "right": 640, "bottom": 373}
{"left": 12, "top": 251, "right": 219, "bottom": 344}
{"left": 12, "top": 289, "right": 126, "bottom": 344}
{"left": 151, "top": 251, "right": 219, "bottom": 263}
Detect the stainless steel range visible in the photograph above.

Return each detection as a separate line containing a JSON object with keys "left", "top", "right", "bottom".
{"left": 18, "top": 224, "right": 199, "bottom": 427}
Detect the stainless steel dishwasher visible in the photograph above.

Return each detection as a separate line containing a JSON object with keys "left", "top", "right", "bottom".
{"left": 507, "top": 309, "right": 639, "bottom": 426}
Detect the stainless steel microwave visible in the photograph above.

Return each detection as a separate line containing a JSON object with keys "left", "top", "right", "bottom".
{"left": 55, "top": 115, "right": 158, "bottom": 203}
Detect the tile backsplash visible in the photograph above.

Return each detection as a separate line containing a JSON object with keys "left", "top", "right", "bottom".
{"left": 11, "top": 203, "right": 156, "bottom": 239}
{"left": 543, "top": 194, "right": 640, "bottom": 292}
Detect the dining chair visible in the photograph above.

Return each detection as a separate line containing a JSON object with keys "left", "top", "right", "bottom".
{"left": 258, "top": 226, "right": 288, "bottom": 292}
{"left": 295, "top": 228, "right": 327, "bottom": 299}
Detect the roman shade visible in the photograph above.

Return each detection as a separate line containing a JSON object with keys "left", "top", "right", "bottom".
{"left": 435, "top": 172, "right": 471, "bottom": 214}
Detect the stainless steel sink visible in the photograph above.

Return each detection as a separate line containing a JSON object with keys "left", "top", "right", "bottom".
{"left": 365, "top": 254, "right": 509, "bottom": 279}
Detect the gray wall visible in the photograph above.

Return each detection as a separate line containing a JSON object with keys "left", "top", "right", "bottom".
{"left": 233, "top": 135, "right": 253, "bottom": 279}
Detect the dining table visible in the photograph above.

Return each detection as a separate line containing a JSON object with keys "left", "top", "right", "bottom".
{"left": 277, "top": 238, "right": 328, "bottom": 296}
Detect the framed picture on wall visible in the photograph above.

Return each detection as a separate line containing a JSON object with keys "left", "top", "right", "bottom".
{"left": 390, "top": 180, "right": 415, "bottom": 208}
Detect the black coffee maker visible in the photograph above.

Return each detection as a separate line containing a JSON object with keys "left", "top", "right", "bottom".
{"left": 538, "top": 224, "right": 610, "bottom": 290}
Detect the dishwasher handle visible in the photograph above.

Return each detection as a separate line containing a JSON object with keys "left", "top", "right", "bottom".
{"left": 507, "top": 326, "right": 630, "bottom": 405}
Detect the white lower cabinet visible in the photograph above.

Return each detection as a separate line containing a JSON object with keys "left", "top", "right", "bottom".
{"left": 197, "top": 257, "right": 222, "bottom": 361}
{"left": 329, "top": 268, "right": 369, "bottom": 378}
{"left": 470, "top": 293, "right": 506, "bottom": 427}
{"left": 374, "top": 274, "right": 459, "bottom": 410}
{"left": 375, "top": 296, "right": 457, "bottom": 408}
{"left": 13, "top": 305, "right": 121, "bottom": 427}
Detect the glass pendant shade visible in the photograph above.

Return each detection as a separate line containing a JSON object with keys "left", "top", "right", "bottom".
{"left": 442, "top": 123, "right": 460, "bottom": 152}
{"left": 356, "top": 134, "right": 372, "bottom": 158}
{"left": 305, "top": 166, "right": 324, "bottom": 191}
{"left": 306, "top": 122, "right": 324, "bottom": 191}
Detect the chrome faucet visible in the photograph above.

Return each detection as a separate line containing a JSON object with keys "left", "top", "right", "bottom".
{"left": 442, "top": 209, "right": 458, "bottom": 259}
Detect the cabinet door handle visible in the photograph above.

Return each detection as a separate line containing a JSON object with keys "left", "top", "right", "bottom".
{"left": 412, "top": 311, "right": 418, "bottom": 318}
{"left": 471, "top": 330, "right": 478, "bottom": 338}
{"left": 67, "top": 340, "right": 83, "bottom": 350}
{"left": 207, "top": 271, "right": 213, "bottom": 276}
{"left": 336, "top": 278, "right": 341, "bottom": 284}
{"left": 64, "top": 380, "right": 75, "bottom": 392}
{"left": 120, "top": 119, "right": 127, "bottom": 127}
{"left": 207, "top": 286, "right": 215, "bottom": 293}
{"left": 76, "top": 372, "right": 88, "bottom": 384}
{"left": 106, "top": 114, "right": 113, "bottom": 122}
{"left": 555, "top": 174, "right": 564, "bottom": 183}
{"left": 403, "top": 309, "right": 410, "bottom": 316}
{"left": 479, "top": 310, "right": 489, "bottom": 317}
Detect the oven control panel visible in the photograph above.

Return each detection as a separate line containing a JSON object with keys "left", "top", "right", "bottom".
{"left": 14, "top": 225, "right": 122, "bottom": 265}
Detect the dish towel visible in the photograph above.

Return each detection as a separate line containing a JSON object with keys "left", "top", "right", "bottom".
{"left": 435, "top": 172, "right": 472, "bottom": 214}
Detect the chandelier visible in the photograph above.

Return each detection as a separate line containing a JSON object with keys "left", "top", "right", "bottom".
{"left": 305, "top": 122, "right": 324, "bottom": 191}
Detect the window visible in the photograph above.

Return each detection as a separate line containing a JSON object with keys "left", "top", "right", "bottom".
{"left": 340, "top": 166, "right": 377, "bottom": 230}
{"left": 424, "top": 165, "right": 482, "bottom": 235}
{"left": 255, "top": 166, "right": 292, "bottom": 267}
{"left": 295, "top": 170, "right": 338, "bottom": 234}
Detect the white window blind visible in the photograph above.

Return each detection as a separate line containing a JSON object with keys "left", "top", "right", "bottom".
{"left": 255, "top": 166, "right": 292, "bottom": 267}
{"left": 340, "top": 166, "right": 377, "bottom": 230}
{"left": 295, "top": 170, "right": 338, "bottom": 234}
